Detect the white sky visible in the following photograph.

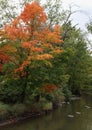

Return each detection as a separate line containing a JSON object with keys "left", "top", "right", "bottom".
{"left": 62, "top": 0, "right": 92, "bottom": 31}
{"left": 16, "top": 0, "right": 92, "bottom": 31}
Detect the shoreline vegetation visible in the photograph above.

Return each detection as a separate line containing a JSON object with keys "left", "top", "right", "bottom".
{"left": 0, "top": 109, "right": 51, "bottom": 127}
{"left": 0, "top": 95, "right": 81, "bottom": 127}
{"left": 0, "top": 97, "right": 63, "bottom": 127}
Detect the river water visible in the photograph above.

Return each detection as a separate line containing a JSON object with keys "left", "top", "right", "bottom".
{"left": 2, "top": 94, "right": 92, "bottom": 130}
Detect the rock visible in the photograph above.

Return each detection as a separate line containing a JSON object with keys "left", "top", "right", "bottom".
{"left": 67, "top": 114, "right": 74, "bottom": 118}
{"left": 67, "top": 102, "right": 70, "bottom": 104}
{"left": 85, "top": 105, "right": 91, "bottom": 109}
{"left": 62, "top": 101, "right": 66, "bottom": 104}
{"left": 70, "top": 97, "right": 81, "bottom": 100}
{"left": 58, "top": 103, "right": 62, "bottom": 107}
{"left": 76, "top": 112, "right": 81, "bottom": 115}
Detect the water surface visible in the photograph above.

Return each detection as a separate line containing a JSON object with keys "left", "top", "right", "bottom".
{"left": 2, "top": 95, "right": 92, "bottom": 130}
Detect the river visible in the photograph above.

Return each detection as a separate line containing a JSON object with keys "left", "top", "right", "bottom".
{"left": 2, "top": 94, "right": 92, "bottom": 130}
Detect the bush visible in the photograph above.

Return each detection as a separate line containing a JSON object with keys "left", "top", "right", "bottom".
{"left": 0, "top": 102, "right": 11, "bottom": 120}
{"left": 52, "top": 88, "right": 65, "bottom": 104}
{"left": 63, "top": 86, "right": 72, "bottom": 101}
{"left": 11, "top": 104, "right": 27, "bottom": 117}
{"left": 0, "top": 79, "right": 23, "bottom": 103}
{"left": 42, "top": 102, "right": 53, "bottom": 111}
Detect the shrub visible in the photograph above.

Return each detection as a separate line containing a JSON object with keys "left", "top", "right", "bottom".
{"left": 42, "top": 102, "right": 53, "bottom": 111}
{"left": 11, "top": 103, "right": 27, "bottom": 117}
{"left": 52, "top": 88, "right": 65, "bottom": 104}
{"left": 0, "top": 102, "right": 11, "bottom": 120}
{"left": 63, "top": 86, "right": 72, "bottom": 101}
{"left": 0, "top": 79, "right": 23, "bottom": 103}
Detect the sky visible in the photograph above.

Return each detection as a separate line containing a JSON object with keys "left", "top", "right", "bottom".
{"left": 16, "top": 0, "right": 92, "bottom": 31}
{"left": 62, "top": 0, "right": 92, "bottom": 31}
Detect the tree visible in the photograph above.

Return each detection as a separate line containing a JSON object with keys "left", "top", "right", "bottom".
{"left": 44, "top": 0, "right": 67, "bottom": 29}
{"left": 62, "top": 21, "right": 90, "bottom": 95}
{"left": 0, "top": 1, "right": 63, "bottom": 102}
{"left": 0, "top": 51, "right": 9, "bottom": 73}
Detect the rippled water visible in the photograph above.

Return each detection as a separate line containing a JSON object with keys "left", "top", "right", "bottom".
{"left": 2, "top": 94, "right": 92, "bottom": 130}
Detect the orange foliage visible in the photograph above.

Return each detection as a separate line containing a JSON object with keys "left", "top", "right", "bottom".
{"left": 0, "top": 51, "right": 10, "bottom": 72}
{"left": 36, "top": 54, "right": 53, "bottom": 60}
{"left": 4, "top": 22, "right": 30, "bottom": 41}
{"left": 19, "top": 2, "right": 47, "bottom": 24}
{"left": 15, "top": 60, "right": 30, "bottom": 73}
{"left": 31, "top": 47, "right": 43, "bottom": 53}
{"left": 22, "top": 42, "right": 31, "bottom": 48}
{"left": 0, "top": 1, "right": 63, "bottom": 76}
{"left": 39, "top": 84, "right": 58, "bottom": 93}
{"left": 3, "top": 2, "right": 47, "bottom": 42}
{"left": 1, "top": 44, "right": 17, "bottom": 53}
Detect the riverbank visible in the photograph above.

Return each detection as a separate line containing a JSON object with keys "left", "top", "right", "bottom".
{"left": 0, "top": 101, "right": 60, "bottom": 127}
{"left": 0, "top": 95, "right": 82, "bottom": 127}
{"left": 0, "top": 110, "right": 50, "bottom": 127}
{"left": 2, "top": 95, "right": 92, "bottom": 130}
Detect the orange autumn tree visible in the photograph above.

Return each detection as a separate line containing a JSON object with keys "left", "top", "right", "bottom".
{"left": 0, "top": 1, "right": 63, "bottom": 102}
{"left": 0, "top": 51, "right": 10, "bottom": 73}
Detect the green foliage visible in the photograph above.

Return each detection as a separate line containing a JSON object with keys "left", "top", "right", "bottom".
{"left": 86, "top": 21, "right": 92, "bottom": 33}
{"left": 44, "top": 0, "right": 66, "bottom": 27}
{"left": 0, "top": 79, "right": 23, "bottom": 103}
{"left": 0, "top": 103, "right": 11, "bottom": 120}
{"left": 11, "top": 104, "right": 27, "bottom": 116}
{"left": 39, "top": 97, "right": 53, "bottom": 111}
{"left": 62, "top": 21, "right": 90, "bottom": 95}
{"left": 51, "top": 88, "right": 65, "bottom": 104}
{"left": 62, "top": 86, "right": 72, "bottom": 101}
{"left": 0, "top": 0, "right": 17, "bottom": 27}
{"left": 0, "top": 102, "right": 27, "bottom": 120}
{"left": 42, "top": 102, "right": 52, "bottom": 111}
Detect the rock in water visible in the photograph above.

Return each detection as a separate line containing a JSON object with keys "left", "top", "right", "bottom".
{"left": 85, "top": 106, "right": 91, "bottom": 109}
{"left": 67, "top": 102, "right": 70, "bottom": 104}
{"left": 76, "top": 112, "right": 81, "bottom": 115}
{"left": 68, "top": 115, "right": 74, "bottom": 118}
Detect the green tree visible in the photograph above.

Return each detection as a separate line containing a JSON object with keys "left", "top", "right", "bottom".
{"left": 62, "top": 21, "right": 90, "bottom": 95}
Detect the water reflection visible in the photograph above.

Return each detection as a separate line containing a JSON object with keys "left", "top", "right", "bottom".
{"left": 2, "top": 94, "right": 92, "bottom": 130}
